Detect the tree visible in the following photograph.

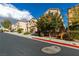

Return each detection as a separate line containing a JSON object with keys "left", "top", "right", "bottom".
{"left": 37, "top": 16, "right": 47, "bottom": 36}
{"left": 37, "top": 11, "right": 64, "bottom": 37}
{"left": 1, "top": 19, "right": 12, "bottom": 30}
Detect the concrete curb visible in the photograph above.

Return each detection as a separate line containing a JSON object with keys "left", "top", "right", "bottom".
{"left": 4, "top": 32, "right": 32, "bottom": 39}
{"left": 32, "top": 37, "right": 79, "bottom": 50}
{"left": 32, "top": 36, "right": 79, "bottom": 46}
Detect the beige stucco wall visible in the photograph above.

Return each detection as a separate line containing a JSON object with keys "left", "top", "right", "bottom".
{"left": 12, "top": 19, "right": 37, "bottom": 33}
{"left": 68, "top": 5, "right": 79, "bottom": 25}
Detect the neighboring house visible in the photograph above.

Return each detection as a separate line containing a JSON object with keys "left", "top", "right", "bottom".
{"left": 11, "top": 19, "right": 37, "bottom": 33}
{"left": 68, "top": 4, "right": 79, "bottom": 30}
{"left": 68, "top": 4, "right": 79, "bottom": 25}
{"left": 45, "top": 8, "right": 61, "bottom": 15}
{"left": 11, "top": 24, "right": 17, "bottom": 30}
{"left": 44, "top": 8, "right": 63, "bottom": 22}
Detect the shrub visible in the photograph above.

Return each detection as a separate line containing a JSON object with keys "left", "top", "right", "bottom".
{"left": 63, "top": 33, "right": 73, "bottom": 41}
{"left": 69, "top": 32, "right": 79, "bottom": 40}
{"left": 0, "top": 29, "right": 3, "bottom": 32}
{"left": 24, "top": 32, "right": 30, "bottom": 35}
{"left": 30, "top": 27, "right": 35, "bottom": 33}
{"left": 40, "top": 32, "right": 44, "bottom": 37}
{"left": 17, "top": 28, "right": 23, "bottom": 33}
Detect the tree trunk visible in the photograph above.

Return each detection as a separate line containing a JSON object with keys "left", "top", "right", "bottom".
{"left": 49, "top": 31, "right": 52, "bottom": 38}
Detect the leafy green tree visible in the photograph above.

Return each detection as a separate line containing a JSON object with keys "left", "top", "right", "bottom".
{"left": 37, "top": 11, "right": 64, "bottom": 37}
{"left": 1, "top": 19, "right": 12, "bottom": 30}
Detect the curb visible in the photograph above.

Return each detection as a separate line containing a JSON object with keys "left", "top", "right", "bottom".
{"left": 32, "top": 37, "right": 79, "bottom": 50}
{"left": 4, "top": 32, "right": 32, "bottom": 39}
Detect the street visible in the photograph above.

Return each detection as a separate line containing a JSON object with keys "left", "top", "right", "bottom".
{"left": 0, "top": 33, "right": 79, "bottom": 56}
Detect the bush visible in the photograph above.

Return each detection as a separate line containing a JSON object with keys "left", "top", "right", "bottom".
{"left": 3, "top": 29, "right": 9, "bottom": 32}
{"left": 0, "top": 29, "right": 3, "bottom": 32}
{"left": 40, "top": 32, "right": 44, "bottom": 37}
{"left": 24, "top": 32, "right": 30, "bottom": 35}
{"left": 30, "top": 28, "right": 34, "bottom": 33}
{"left": 69, "top": 32, "right": 79, "bottom": 40}
{"left": 63, "top": 33, "right": 73, "bottom": 41}
{"left": 17, "top": 28, "right": 23, "bottom": 33}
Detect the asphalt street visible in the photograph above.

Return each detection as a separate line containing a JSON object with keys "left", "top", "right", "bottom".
{"left": 0, "top": 33, "right": 79, "bottom": 56}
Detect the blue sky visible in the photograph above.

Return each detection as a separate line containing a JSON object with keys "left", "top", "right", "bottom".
{"left": 12, "top": 3, "right": 78, "bottom": 27}
{"left": 0, "top": 3, "right": 78, "bottom": 27}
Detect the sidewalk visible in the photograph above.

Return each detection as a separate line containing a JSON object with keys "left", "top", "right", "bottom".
{"left": 32, "top": 36, "right": 79, "bottom": 45}
{"left": 5, "top": 32, "right": 33, "bottom": 39}
{"left": 32, "top": 36, "right": 79, "bottom": 50}
{"left": 5, "top": 32, "right": 79, "bottom": 50}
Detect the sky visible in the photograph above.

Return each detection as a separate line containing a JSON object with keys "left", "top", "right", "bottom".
{"left": 0, "top": 3, "right": 78, "bottom": 27}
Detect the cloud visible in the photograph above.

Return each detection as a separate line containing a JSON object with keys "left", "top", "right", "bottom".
{"left": 0, "top": 3, "right": 33, "bottom": 21}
